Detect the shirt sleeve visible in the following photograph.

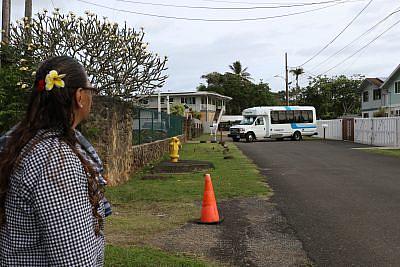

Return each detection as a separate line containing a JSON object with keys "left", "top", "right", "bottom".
{"left": 32, "top": 139, "right": 103, "bottom": 266}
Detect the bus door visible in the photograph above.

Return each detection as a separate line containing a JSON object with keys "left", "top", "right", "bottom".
{"left": 254, "top": 117, "right": 266, "bottom": 138}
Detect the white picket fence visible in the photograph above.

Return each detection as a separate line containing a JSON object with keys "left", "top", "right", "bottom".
{"left": 316, "top": 118, "right": 400, "bottom": 147}
{"left": 316, "top": 119, "right": 343, "bottom": 140}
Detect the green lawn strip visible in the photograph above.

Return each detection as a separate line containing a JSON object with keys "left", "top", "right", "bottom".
{"left": 105, "top": 245, "right": 215, "bottom": 267}
{"left": 104, "top": 142, "right": 269, "bottom": 265}
{"left": 363, "top": 149, "right": 400, "bottom": 158}
{"left": 106, "top": 143, "right": 268, "bottom": 203}
{"left": 192, "top": 133, "right": 215, "bottom": 142}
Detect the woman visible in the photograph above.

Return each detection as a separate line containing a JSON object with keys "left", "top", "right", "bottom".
{"left": 0, "top": 56, "right": 106, "bottom": 266}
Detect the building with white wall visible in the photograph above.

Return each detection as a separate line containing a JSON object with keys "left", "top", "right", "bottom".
{"left": 141, "top": 91, "right": 232, "bottom": 124}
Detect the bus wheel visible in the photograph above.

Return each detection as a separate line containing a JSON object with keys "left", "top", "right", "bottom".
{"left": 245, "top": 133, "right": 255, "bottom": 142}
{"left": 292, "top": 131, "right": 302, "bottom": 141}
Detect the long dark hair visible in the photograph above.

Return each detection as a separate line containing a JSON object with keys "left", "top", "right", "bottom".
{"left": 0, "top": 56, "right": 102, "bottom": 234}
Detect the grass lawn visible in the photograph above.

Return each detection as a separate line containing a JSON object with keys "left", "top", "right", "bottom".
{"left": 364, "top": 149, "right": 400, "bottom": 158}
{"left": 104, "top": 141, "right": 270, "bottom": 265}
{"left": 105, "top": 245, "right": 212, "bottom": 267}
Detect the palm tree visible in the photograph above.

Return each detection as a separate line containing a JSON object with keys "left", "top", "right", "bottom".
{"left": 290, "top": 67, "right": 304, "bottom": 90}
{"left": 289, "top": 67, "right": 305, "bottom": 104}
{"left": 229, "top": 61, "right": 251, "bottom": 80}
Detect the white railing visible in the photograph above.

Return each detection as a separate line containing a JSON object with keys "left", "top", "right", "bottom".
{"left": 316, "top": 119, "right": 343, "bottom": 140}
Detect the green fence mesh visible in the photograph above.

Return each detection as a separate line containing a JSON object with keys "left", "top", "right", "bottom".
{"left": 132, "top": 107, "right": 184, "bottom": 145}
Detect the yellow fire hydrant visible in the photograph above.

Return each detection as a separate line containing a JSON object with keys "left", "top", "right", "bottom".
{"left": 169, "top": 137, "right": 181, "bottom": 163}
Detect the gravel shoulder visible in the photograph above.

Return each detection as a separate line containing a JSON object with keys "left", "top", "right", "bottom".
{"left": 148, "top": 197, "right": 311, "bottom": 267}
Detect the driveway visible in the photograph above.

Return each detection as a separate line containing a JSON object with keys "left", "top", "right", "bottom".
{"left": 236, "top": 139, "right": 400, "bottom": 266}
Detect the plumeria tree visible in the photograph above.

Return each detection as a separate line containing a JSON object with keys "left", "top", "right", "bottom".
{"left": 4, "top": 8, "right": 168, "bottom": 101}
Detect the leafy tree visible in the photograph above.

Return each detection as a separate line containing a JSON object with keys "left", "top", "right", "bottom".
{"left": 300, "top": 75, "right": 364, "bottom": 119}
{"left": 170, "top": 104, "right": 185, "bottom": 116}
{"left": 5, "top": 8, "right": 168, "bottom": 101}
{"left": 198, "top": 63, "right": 276, "bottom": 114}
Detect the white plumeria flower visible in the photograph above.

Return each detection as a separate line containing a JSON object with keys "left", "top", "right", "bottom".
{"left": 21, "top": 84, "right": 28, "bottom": 89}
{"left": 31, "top": 71, "right": 36, "bottom": 77}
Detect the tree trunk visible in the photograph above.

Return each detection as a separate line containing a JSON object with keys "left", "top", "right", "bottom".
{"left": 1, "top": 0, "right": 11, "bottom": 44}
{"left": 1, "top": 0, "right": 11, "bottom": 67}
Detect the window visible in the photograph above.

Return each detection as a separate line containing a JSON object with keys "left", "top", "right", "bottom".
{"left": 187, "top": 97, "right": 196, "bottom": 104}
{"left": 363, "top": 113, "right": 369, "bottom": 118}
{"left": 301, "top": 110, "right": 313, "bottom": 123}
{"left": 255, "top": 118, "right": 264, "bottom": 125}
{"left": 271, "top": 110, "right": 313, "bottom": 124}
{"left": 181, "top": 97, "right": 185, "bottom": 104}
{"left": 286, "top": 111, "right": 294, "bottom": 122}
{"left": 201, "top": 97, "right": 207, "bottom": 104}
{"left": 160, "top": 97, "right": 165, "bottom": 104}
{"left": 278, "top": 111, "right": 287, "bottom": 123}
{"left": 373, "top": 89, "right": 381, "bottom": 100}
{"left": 271, "top": 111, "right": 279, "bottom": 124}
{"left": 396, "top": 110, "right": 400, "bottom": 117}
{"left": 363, "top": 91, "right": 369, "bottom": 102}
{"left": 395, "top": 81, "right": 400, "bottom": 94}
{"left": 169, "top": 97, "right": 174, "bottom": 103}
{"left": 294, "top": 110, "right": 303, "bottom": 123}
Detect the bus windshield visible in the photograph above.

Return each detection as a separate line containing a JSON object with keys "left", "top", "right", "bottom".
{"left": 239, "top": 116, "right": 256, "bottom": 125}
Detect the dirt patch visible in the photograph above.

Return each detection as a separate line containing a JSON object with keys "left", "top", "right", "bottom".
{"left": 152, "top": 160, "right": 214, "bottom": 173}
{"left": 148, "top": 197, "right": 311, "bottom": 266}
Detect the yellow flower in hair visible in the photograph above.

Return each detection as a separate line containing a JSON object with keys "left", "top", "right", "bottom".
{"left": 45, "top": 70, "right": 66, "bottom": 91}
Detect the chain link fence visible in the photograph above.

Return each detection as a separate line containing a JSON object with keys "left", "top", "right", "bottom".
{"left": 132, "top": 107, "right": 184, "bottom": 145}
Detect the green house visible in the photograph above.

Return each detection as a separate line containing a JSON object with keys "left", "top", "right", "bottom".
{"left": 360, "top": 65, "right": 400, "bottom": 118}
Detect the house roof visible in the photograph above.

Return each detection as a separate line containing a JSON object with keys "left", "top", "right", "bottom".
{"left": 381, "top": 64, "right": 400, "bottom": 89}
{"left": 150, "top": 91, "right": 232, "bottom": 101}
{"left": 359, "top": 77, "right": 384, "bottom": 90}
{"left": 367, "top": 78, "right": 384, "bottom": 87}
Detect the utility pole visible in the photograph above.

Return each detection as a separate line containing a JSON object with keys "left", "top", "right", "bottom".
{"left": 285, "top": 52, "right": 289, "bottom": 106}
{"left": 25, "top": 0, "right": 32, "bottom": 19}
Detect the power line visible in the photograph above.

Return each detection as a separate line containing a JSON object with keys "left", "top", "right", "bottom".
{"left": 197, "top": 0, "right": 358, "bottom": 5}
{"left": 115, "top": 0, "right": 363, "bottom": 10}
{"left": 77, "top": 0, "right": 356, "bottom": 22}
{"left": 308, "top": 7, "right": 400, "bottom": 72}
{"left": 299, "top": 0, "right": 373, "bottom": 66}
{"left": 319, "top": 17, "right": 400, "bottom": 75}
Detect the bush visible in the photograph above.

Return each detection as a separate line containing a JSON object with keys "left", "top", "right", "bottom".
{"left": 0, "top": 64, "right": 29, "bottom": 133}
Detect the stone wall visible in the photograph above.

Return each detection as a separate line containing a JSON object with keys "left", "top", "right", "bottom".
{"left": 81, "top": 96, "right": 184, "bottom": 186}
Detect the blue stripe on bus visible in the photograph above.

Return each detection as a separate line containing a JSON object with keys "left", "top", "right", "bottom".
{"left": 291, "top": 123, "right": 317, "bottom": 129}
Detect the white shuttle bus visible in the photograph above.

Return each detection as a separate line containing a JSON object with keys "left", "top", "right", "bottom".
{"left": 228, "top": 106, "right": 317, "bottom": 142}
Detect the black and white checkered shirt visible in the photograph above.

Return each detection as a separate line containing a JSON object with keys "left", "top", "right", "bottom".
{"left": 0, "top": 130, "right": 105, "bottom": 266}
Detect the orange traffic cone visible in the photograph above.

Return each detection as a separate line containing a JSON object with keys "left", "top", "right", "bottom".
{"left": 198, "top": 174, "right": 223, "bottom": 224}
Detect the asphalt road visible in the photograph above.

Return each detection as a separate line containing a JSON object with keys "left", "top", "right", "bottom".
{"left": 236, "top": 139, "right": 400, "bottom": 266}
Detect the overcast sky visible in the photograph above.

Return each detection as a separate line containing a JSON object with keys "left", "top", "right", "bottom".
{"left": 2, "top": 0, "right": 399, "bottom": 92}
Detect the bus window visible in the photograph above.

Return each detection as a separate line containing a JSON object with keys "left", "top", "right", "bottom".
{"left": 271, "top": 111, "right": 279, "bottom": 124}
{"left": 294, "top": 110, "right": 302, "bottom": 123}
{"left": 286, "top": 111, "right": 294, "bottom": 123}
{"left": 301, "top": 110, "right": 313, "bottom": 123}
{"left": 278, "top": 111, "right": 287, "bottom": 123}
